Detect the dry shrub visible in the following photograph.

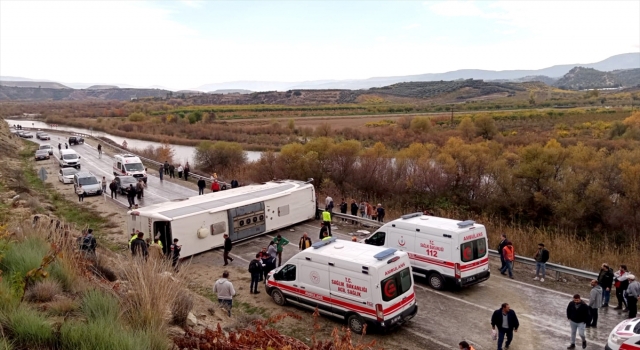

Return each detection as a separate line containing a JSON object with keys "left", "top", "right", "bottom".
{"left": 170, "top": 292, "right": 194, "bottom": 327}
{"left": 24, "top": 279, "right": 62, "bottom": 303}
{"left": 46, "top": 298, "right": 79, "bottom": 317}
{"left": 90, "top": 256, "right": 118, "bottom": 282}
{"left": 118, "top": 257, "right": 185, "bottom": 333}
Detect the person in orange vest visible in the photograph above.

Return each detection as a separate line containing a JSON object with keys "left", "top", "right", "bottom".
{"left": 459, "top": 341, "right": 475, "bottom": 350}
{"left": 500, "top": 242, "right": 515, "bottom": 279}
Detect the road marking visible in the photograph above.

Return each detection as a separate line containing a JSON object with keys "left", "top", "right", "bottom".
{"left": 414, "top": 285, "right": 607, "bottom": 348}
{"left": 403, "top": 328, "right": 452, "bottom": 349}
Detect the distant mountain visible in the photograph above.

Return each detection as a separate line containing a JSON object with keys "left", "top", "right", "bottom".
{"left": 0, "top": 80, "right": 71, "bottom": 89}
{"left": 0, "top": 86, "right": 170, "bottom": 101}
{"left": 210, "top": 89, "right": 253, "bottom": 94}
{"left": 554, "top": 67, "right": 640, "bottom": 90}
{"left": 510, "top": 75, "right": 558, "bottom": 85}
{"left": 87, "top": 85, "right": 119, "bottom": 90}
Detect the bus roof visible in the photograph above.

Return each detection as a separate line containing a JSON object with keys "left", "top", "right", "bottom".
{"left": 131, "top": 180, "right": 310, "bottom": 220}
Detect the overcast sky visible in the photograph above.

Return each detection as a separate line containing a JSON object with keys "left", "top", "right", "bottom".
{"left": 1, "top": 0, "right": 638, "bottom": 90}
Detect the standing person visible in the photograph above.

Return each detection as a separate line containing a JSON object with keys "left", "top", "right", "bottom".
{"left": 170, "top": 238, "right": 181, "bottom": 270}
{"left": 586, "top": 280, "right": 603, "bottom": 328}
{"left": 76, "top": 184, "right": 84, "bottom": 202}
{"left": 158, "top": 164, "right": 164, "bottom": 182}
{"left": 274, "top": 234, "right": 289, "bottom": 267}
{"left": 248, "top": 254, "right": 263, "bottom": 294}
{"left": 376, "top": 203, "right": 385, "bottom": 222}
{"left": 231, "top": 179, "right": 239, "bottom": 188}
{"left": 566, "top": 294, "right": 589, "bottom": 349}
{"left": 211, "top": 180, "right": 220, "bottom": 192}
{"left": 627, "top": 275, "right": 639, "bottom": 318}
{"left": 184, "top": 162, "right": 190, "bottom": 181}
{"left": 80, "top": 228, "right": 97, "bottom": 258}
{"left": 614, "top": 265, "right": 630, "bottom": 310}
{"left": 490, "top": 303, "right": 519, "bottom": 350}
{"left": 223, "top": 234, "right": 234, "bottom": 266}
{"left": 177, "top": 164, "right": 183, "bottom": 179}
{"left": 97, "top": 144, "right": 102, "bottom": 158}
{"left": 101, "top": 176, "right": 107, "bottom": 194}
{"left": 148, "top": 239, "right": 163, "bottom": 260}
{"left": 325, "top": 196, "right": 333, "bottom": 213}
{"left": 319, "top": 222, "right": 328, "bottom": 240}
{"left": 350, "top": 199, "right": 359, "bottom": 224}
{"left": 136, "top": 180, "right": 144, "bottom": 200}
{"left": 130, "top": 232, "right": 148, "bottom": 259}
{"left": 126, "top": 184, "right": 136, "bottom": 209}
{"left": 58, "top": 143, "right": 61, "bottom": 152}
{"left": 109, "top": 179, "right": 118, "bottom": 199}
{"left": 597, "top": 263, "right": 614, "bottom": 307}
{"left": 213, "top": 271, "right": 236, "bottom": 317}
{"left": 359, "top": 200, "right": 366, "bottom": 218}
{"left": 497, "top": 234, "right": 509, "bottom": 272}
{"left": 339, "top": 198, "right": 347, "bottom": 222}
{"left": 169, "top": 164, "right": 175, "bottom": 178}
{"left": 533, "top": 243, "right": 550, "bottom": 282}
{"left": 500, "top": 242, "right": 515, "bottom": 279}
{"left": 164, "top": 161, "right": 169, "bottom": 175}
{"left": 197, "top": 178, "right": 206, "bottom": 195}
{"left": 298, "top": 232, "right": 312, "bottom": 250}
{"left": 322, "top": 208, "right": 332, "bottom": 236}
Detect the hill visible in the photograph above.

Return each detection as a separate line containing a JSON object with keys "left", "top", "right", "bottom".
{"left": 0, "top": 80, "right": 71, "bottom": 89}
{"left": 210, "top": 89, "right": 253, "bottom": 94}
{"left": 87, "top": 85, "right": 119, "bottom": 89}
{"left": 0, "top": 86, "right": 170, "bottom": 101}
{"left": 554, "top": 67, "right": 640, "bottom": 90}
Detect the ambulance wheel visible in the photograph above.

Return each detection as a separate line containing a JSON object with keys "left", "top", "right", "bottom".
{"left": 347, "top": 314, "right": 365, "bottom": 334}
{"left": 271, "top": 289, "right": 286, "bottom": 306}
{"left": 428, "top": 272, "right": 445, "bottom": 290}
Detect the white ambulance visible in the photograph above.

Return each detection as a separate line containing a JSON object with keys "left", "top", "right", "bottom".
{"left": 113, "top": 154, "right": 147, "bottom": 183}
{"left": 265, "top": 238, "right": 418, "bottom": 334}
{"left": 364, "top": 213, "right": 490, "bottom": 290}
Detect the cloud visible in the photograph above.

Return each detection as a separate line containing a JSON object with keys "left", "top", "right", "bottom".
{"left": 403, "top": 23, "right": 421, "bottom": 30}
{"left": 179, "top": 0, "right": 204, "bottom": 8}
{"left": 427, "top": 1, "right": 485, "bottom": 17}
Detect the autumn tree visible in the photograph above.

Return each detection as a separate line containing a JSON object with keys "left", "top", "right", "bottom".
{"left": 410, "top": 116, "right": 432, "bottom": 133}
{"left": 194, "top": 141, "right": 247, "bottom": 174}
{"left": 457, "top": 117, "right": 475, "bottom": 141}
{"left": 474, "top": 115, "right": 497, "bottom": 140}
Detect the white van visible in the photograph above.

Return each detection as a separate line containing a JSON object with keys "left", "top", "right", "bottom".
{"left": 266, "top": 238, "right": 418, "bottom": 334}
{"left": 113, "top": 154, "right": 147, "bottom": 182}
{"left": 58, "top": 149, "right": 81, "bottom": 169}
{"left": 364, "top": 213, "right": 490, "bottom": 290}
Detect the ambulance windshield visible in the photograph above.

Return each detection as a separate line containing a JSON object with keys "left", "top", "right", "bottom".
{"left": 460, "top": 238, "right": 487, "bottom": 262}
{"left": 380, "top": 267, "right": 412, "bottom": 302}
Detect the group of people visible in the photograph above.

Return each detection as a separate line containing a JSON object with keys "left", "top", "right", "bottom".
{"left": 128, "top": 230, "right": 182, "bottom": 269}
{"left": 319, "top": 197, "right": 386, "bottom": 224}
{"left": 158, "top": 161, "right": 190, "bottom": 181}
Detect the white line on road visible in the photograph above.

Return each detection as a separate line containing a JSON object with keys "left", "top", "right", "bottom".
{"left": 404, "top": 328, "right": 453, "bottom": 349}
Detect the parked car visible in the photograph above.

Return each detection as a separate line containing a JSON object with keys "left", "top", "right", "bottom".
{"left": 36, "top": 131, "right": 44, "bottom": 139}
{"left": 114, "top": 175, "right": 139, "bottom": 195}
{"left": 34, "top": 149, "right": 50, "bottom": 161}
{"left": 39, "top": 144, "right": 54, "bottom": 155}
{"left": 606, "top": 318, "right": 640, "bottom": 350}
{"left": 68, "top": 136, "right": 84, "bottom": 145}
{"left": 73, "top": 171, "right": 102, "bottom": 196}
{"left": 15, "top": 131, "right": 24, "bottom": 137}
{"left": 38, "top": 133, "right": 50, "bottom": 140}
{"left": 58, "top": 167, "right": 79, "bottom": 184}
{"left": 21, "top": 132, "right": 33, "bottom": 139}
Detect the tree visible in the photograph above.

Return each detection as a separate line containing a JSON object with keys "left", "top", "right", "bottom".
{"left": 194, "top": 141, "right": 247, "bottom": 174}
{"left": 128, "top": 112, "right": 145, "bottom": 122}
{"left": 410, "top": 116, "right": 432, "bottom": 133}
{"left": 457, "top": 117, "right": 475, "bottom": 141}
{"left": 474, "top": 115, "right": 497, "bottom": 140}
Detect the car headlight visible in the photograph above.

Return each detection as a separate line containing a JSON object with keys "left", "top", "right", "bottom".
{"left": 610, "top": 333, "right": 629, "bottom": 345}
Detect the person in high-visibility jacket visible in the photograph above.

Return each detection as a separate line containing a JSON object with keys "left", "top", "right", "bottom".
{"left": 500, "top": 242, "right": 515, "bottom": 278}
{"left": 322, "top": 209, "right": 332, "bottom": 236}
{"left": 128, "top": 232, "right": 137, "bottom": 247}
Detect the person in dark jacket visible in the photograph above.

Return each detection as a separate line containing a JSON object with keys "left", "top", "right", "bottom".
{"left": 376, "top": 203, "right": 385, "bottom": 222}
{"left": 339, "top": 198, "right": 348, "bottom": 222}
{"left": 350, "top": 199, "right": 359, "bottom": 224}
{"left": 231, "top": 179, "right": 239, "bottom": 188}
{"left": 497, "top": 234, "right": 509, "bottom": 271}
{"left": 567, "top": 294, "right": 589, "bottom": 349}
{"left": 164, "top": 161, "right": 169, "bottom": 175}
{"left": 130, "top": 232, "right": 148, "bottom": 259}
{"left": 490, "top": 303, "right": 519, "bottom": 350}
{"left": 136, "top": 180, "right": 144, "bottom": 200}
{"left": 158, "top": 164, "right": 164, "bottom": 181}
{"left": 109, "top": 179, "right": 118, "bottom": 199}
{"left": 170, "top": 238, "right": 181, "bottom": 270}
{"left": 319, "top": 222, "right": 329, "bottom": 241}
{"left": 597, "top": 263, "right": 614, "bottom": 307}
{"left": 169, "top": 164, "right": 175, "bottom": 178}
{"left": 248, "top": 253, "right": 263, "bottom": 294}
{"left": 533, "top": 243, "right": 550, "bottom": 282}
{"left": 126, "top": 184, "right": 136, "bottom": 209}
{"left": 197, "top": 178, "right": 206, "bottom": 195}
{"left": 80, "top": 229, "right": 97, "bottom": 258}
{"left": 298, "top": 232, "right": 312, "bottom": 250}
{"left": 183, "top": 162, "right": 190, "bottom": 181}
{"left": 223, "top": 234, "right": 234, "bottom": 266}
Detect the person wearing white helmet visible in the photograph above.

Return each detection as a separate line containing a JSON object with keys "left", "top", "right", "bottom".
{"left": 626, "top": 274, "right": 639, "bottom": 318}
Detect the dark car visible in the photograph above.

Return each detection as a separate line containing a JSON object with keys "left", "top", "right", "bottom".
{"left": 68, "top": 136, "right": 84, "bottom": 145}
{"left": 34, "top": 149, "right": 50, "bottom": 161}
{"left": 115, "top": 176, "right": 139, "bottom": 195}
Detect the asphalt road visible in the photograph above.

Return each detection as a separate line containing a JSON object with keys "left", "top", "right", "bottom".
{"left": 26, "top": 131, "right": 624, "bottom": 349}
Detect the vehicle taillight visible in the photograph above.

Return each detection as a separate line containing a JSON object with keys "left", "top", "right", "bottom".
{"left": 375, "top": 304, "right": 384, "bottom": 322}
{"left": 455, "top": 263, "right": 461, "bottom": 279}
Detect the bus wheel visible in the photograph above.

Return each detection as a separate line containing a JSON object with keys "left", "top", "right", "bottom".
{"left": 271, "top": 289, "right": 286, "bottom": 306}
{"left": 428, "top": 272, "right": 445, "bottom": 290}
{"left": 347, "top": 314, "right": 365, "bottom": 334}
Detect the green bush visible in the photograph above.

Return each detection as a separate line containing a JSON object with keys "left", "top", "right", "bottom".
{"left": 0, "top": 279, "right": 20, "bottom": 314}
{"left": 24, "top": 279, "right": 62, "bottom": 303}
{"left": 81, "top": 289, "right": 120, "bottom": 323}
{"left": 0, "top": 337, "right": 14, "bottom": 350}
{"left": 0, "top": 237, "right": 49, "bottom": 279}
{"left": 0, "top": 306, "right": 55, "bottom": 348}
{"left": 50, "top": 259, "right": 79, "bottom": 292}
{"left": 60, "top": 320, "right": 162, "bottom": 350}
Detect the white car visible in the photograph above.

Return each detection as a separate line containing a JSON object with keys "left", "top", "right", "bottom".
{"left": 39, "top": 144, "right": 54, "bottom": 155}
{"left": 606, "top": 318, "right": 640, "bottom": 350}
{"left": 58, "top": 168, "right": 79, "bottom": 184}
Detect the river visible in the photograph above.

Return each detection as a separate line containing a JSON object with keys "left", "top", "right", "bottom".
{"left": 4, "top": 119, "right": 264, "bottom": 163}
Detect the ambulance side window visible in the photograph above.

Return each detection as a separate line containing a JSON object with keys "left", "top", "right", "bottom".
{"left": 276, "top": 264, "right": 296, "bottom": 282}
{"left": 460, "top": 238, "right": 487, "bottom": 262}
{"left": 365, "top": 232, "right": 385, "bottom": 246}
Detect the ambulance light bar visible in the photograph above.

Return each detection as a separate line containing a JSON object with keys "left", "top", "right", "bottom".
{"left": 312, "top": 237, "right": 337, "bottom": 249}
{"left": 401, "top": 212, "right": 423, "bottom": 220}
{"left": 374, "top": 248, "right": 397, "bottom": 260}
{"left": 457, "top": 220, "right": 475, "bottom": 228}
